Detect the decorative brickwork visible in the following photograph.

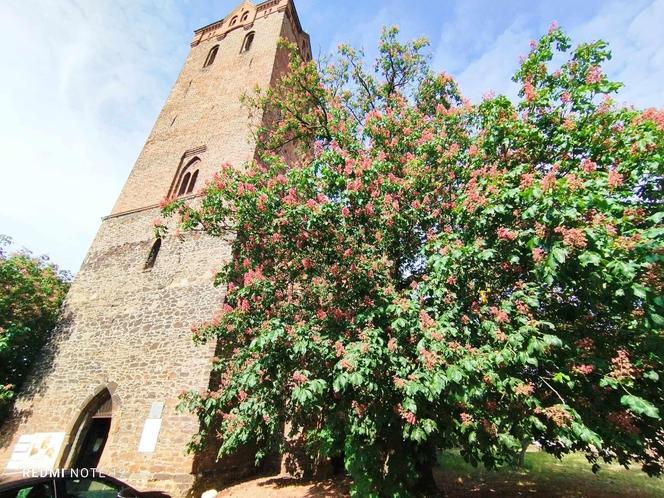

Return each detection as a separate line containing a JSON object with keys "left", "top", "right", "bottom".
{"left": 0, "top": 2, "right": 310, "bottom": 496}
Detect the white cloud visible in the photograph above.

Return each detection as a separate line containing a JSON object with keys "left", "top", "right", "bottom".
{"left": 432, "top": 0, "right": 664, "bottom": 107}
{"left": 0, "top": 0, "right": 187, "bottom": 272}
{"left": 570, "top": 0, "right": 664, "bottom": 107}
{"left": 436, "top": 20, "right": 528, "bottom": 102}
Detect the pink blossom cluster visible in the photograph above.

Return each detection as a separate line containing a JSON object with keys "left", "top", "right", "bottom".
{"left": 581, "top": 158, "right": 597, "bottom": 173}
{"left": 397, "top": 404, "right": 417, "bottom": 425}
{"left": 607, "top": 168, "right": 623, "bottom": 188}
{"left": 572, "top": 364, "right": 594, "bottom": 375}
{"left": 524, "top": 80, "right": 537, "bottom": 102}
{"left": 610, "top": 350, "right": 635, "bottom": 381}
{"left": 538, "top": 405, "right": 573, "bottom": 427}
{"left": 532, "top": 247, "right": 545, "bottom": 263}
{"left": 565, "top": 173, "right": 584, "bottom": 191}
{"left": 460, "top": 412, "right": 473, "bottom": 425}
{"left": 514, "top": 382, "right": 535, "bottom": 396}
{"left": 292, "top": 371, "right": 308, "bottom": 384}
{"left": 352, "top": 400, "right": 368, "bottom": 417}
{"left": 419, "top": 347, "right": 439, "bottom": 370}
{"left": 554, "top": 226, "right": 587, "bottom": 249}
{"left": 585, "top": 65, "right": 603, "bottom": 84}
{"left": 640, "top": 108, "right": 664, "bottom": 131}
{"left": 334, "top": 340, "right": 345, "bottom": 357}
{"left": 496, "top": 227, "right": 517, "bottom": 241}
{"left": 490, "top": 306, "right": 510, "bottom": 323}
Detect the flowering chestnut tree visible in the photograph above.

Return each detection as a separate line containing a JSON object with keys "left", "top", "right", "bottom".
{"left": 0, "top": 236, "right": 70, "bottom": 421}
{"left": 164, "top": 26, "right": 663, "bottom": 496}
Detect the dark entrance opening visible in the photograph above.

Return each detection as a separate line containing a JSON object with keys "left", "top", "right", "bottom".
{"left": 72, "top": 417, "right": 111, "bottom": 469}
{"left": 66, "top": 389, "right": 113, "bottom": 470}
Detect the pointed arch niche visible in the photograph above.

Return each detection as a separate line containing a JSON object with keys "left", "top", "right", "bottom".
{"left": 169, "top": 156, "right": 201, "bottom": 199}
{"left": 59, "top": 385, "right": 120, "bottom": 469}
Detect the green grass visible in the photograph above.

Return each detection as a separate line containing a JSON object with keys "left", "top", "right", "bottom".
{"left": 435, "top": 450, "right": 664, "bottom": 497}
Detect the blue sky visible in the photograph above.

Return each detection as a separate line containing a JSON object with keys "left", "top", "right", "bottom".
{"left": 0, "top": 0, "right": 662, "bottom": 273}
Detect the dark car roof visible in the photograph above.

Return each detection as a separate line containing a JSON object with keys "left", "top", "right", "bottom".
{"left": 0, "top": 470, "right": 136, "bottom": 492}
{"left": 0, "top": 475, "right": 52, "bottom": 491}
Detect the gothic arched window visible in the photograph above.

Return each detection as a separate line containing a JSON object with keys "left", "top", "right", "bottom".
{"left": 175, "top": 157, "right": 200, "bottom": 197}
{"left": 203, "top": 45, "right": 219, "bottom": 67}
{"left": 241, "top": 32, "right": 255, "bottom": 53}
{"left": 241, "top": 11, "right": 249, "bottom": 22}
{"left": 230, "top": 16, "right": 238, "bottom": 26}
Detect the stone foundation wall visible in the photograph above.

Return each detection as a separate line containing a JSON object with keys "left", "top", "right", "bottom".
{"left": 0, "top": 207, "right": 232, "bottom": 496}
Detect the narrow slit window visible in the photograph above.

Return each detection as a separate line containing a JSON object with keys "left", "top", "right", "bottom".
{"left": 178, "top": 172, "right": 191, "bottom": 196}
{"left": 144, "top": 238, "right": 161, "bottom": 270}
{"left": 241, "top": 32, "right": 255, "bottom": 53}
{"left": 203, "top": 45, "right": 219, "bottom": 68}
{"left": 187, "top": 170, "right": 199, "bottom": 194}
{"left": 230, "top": 16, "right": 238, "bottom": 26}
{"left": 241, "top": 11, "right": 249, "bottom": 22}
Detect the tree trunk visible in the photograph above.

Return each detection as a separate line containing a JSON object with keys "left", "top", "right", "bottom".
{"left": 516, "top": 438, "right": 531, "bottom": 467}
{"left": 415, "top": 460, "right": 438, "bottom": 495}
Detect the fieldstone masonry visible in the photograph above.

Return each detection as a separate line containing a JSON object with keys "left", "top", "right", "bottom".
{"left": 0, "top": 1, "right": 311, "bottom": 496}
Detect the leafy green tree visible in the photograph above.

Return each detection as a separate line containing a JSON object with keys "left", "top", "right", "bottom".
{"left": 163, "top": 25, "right": 663, "bottom": 496}
{"left": 0, "top": 236, "right": 70, "bottom": 421}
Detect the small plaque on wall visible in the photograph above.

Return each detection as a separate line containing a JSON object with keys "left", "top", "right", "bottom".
{"left": 148, "top": 401, "right": 164, "bottom": 419}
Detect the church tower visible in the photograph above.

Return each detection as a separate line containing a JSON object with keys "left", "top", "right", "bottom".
{"left": 0, "top": 1, "right": 310, "bottom": 496}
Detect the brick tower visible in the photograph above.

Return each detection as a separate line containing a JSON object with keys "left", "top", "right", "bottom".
{"left": 0, "top": 1, "right": 310, "bottom": 496}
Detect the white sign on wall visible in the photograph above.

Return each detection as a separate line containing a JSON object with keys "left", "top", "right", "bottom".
{"left": 6, "top": 432, "right": 65, "bottom": 471}
{"left": 137, "top": 419, "right": 162, "bottom": 453}
{"left": 137, "top": 400, "right": 164, "bottom": 453}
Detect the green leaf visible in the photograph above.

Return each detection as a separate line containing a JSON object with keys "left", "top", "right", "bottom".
{"left": 650, "top": 313, "right": 664, "bottom": 326}
{"left": 530, "top": 416, "right": 547, "bottom": 431}
{"left": 308, "top": 379, "right": 327, "bottom": 395}
{"left": 552, "top": 246, "right": 567, "bottom": 264}
{"left": 572, "top": 422, "right": 602, "bottom": 447}
{"left": 468, "top": 431, "right": 477, "bottom": 444}
{"left": 542, "top": 334, "right": 563, "bottom": 348}
{"left": 292, "top": 386, "right": 313, "bottom": 404}
{"left": 643, "top": 371, "right": 659, "bottom": 382}
{"left": 409, "top": 426, "right": 427, "bottom": 443}
{"left": 349, "top": 372, "right": 364, "bottom": 386}
{"left": 632, "top": 284, "right": 647, "bottom": 299}
{"left": 480, "top": 249, "right": 495, "bottom": 260}
{"left": 578, "top": 251, "right": 601, "bottom": 267}
{"left": 446, "top": 366, "right": 463, "bottom": 384}
{"left": 621, "top": 395, "right": 660, "bottom": 419}
{"left": 552, "top": 372, "right": 571, "bottom": 383}
{"left": 333, "top": 375, "right": 348, "bottom": 392}
{"left": 599, "top": 376, "right": 619, "bottom": 389}
{"left": 649, "top": 211, "right": 664, "bottom": 224}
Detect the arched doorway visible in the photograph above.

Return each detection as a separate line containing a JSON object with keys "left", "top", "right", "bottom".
{"left": 63, "top": 388, "right": 114, "bottom": 469}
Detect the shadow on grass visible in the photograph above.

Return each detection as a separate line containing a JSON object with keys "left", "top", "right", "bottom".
{"left": 435, "top": 451, "right": 664, "bottom": 498}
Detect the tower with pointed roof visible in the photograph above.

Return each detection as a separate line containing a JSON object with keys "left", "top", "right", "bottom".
{"left": 0, "top": 1, "right": 310, "bottom": 495}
